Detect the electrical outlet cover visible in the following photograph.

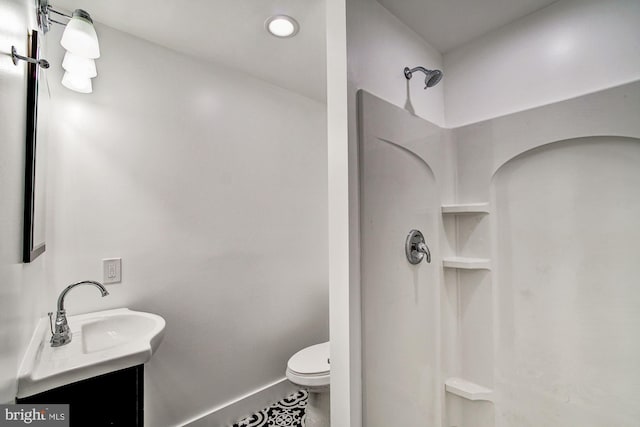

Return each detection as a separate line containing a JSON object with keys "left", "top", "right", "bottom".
{"left": 103, "top": 258, "right": 122, "bottom": 284}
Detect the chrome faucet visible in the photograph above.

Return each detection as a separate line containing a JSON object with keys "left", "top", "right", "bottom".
{"left": 405, "top": 229, "right": 432, "bottom": 264}
{"left": 49, "top": 280, "right": 109, "bottom": 347}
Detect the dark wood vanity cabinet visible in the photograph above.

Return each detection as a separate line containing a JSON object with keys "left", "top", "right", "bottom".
{"left": 17, "top": 365, "right": 144, "bottom": 427}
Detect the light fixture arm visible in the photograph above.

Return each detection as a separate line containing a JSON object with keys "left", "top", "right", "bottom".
{"left": 37, "top": 0, "right": 52, "bottom": 33}
{"left": 37, "top": 0, "right": 76, "bottom": 33}
{"left": 48, "top": 6, "right": 72, "bottom": 19}
{"left": 11, "top": 46, "right": 50, "bottom": 69}
{"left": 48, "top": 17, "right": 67, "bottom": 26}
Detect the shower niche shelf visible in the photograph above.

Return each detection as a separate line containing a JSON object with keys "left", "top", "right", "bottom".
{"left": 443, "top": 257, "right": 491, "bottom": 270}
{"left": 445, "top": 377, "right": 493, "bottom": 402}
{"left": 441, "top": 203, "right": 489, "bottom": 215}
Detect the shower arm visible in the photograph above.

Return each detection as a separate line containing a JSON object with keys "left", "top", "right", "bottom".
{"left": 404, "top": 66, "right": 430, "bottom": 80}
{"left": 404, "top": 66, "right": 443, "bottom": 89}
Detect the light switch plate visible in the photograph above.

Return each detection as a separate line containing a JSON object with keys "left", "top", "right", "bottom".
{"left": 103, "top": 258, "right": 122, "bottom": 284}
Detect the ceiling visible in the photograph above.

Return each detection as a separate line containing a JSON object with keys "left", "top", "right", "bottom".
{"left": 53, "top": 0, "right": 327, "bottom": 102}
{"left": 51, "top": 0, "right": 559, "bottom": 102}
{"left": 377, "top": 0, "right": 559, "bottom": 53}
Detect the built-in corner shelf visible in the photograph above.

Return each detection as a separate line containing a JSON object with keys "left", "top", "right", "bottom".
{"left": 441, "top": 203, "right": 489, "bottom": 215}
{"left": 443, "top": 257, "right": 491, "bottom": 270}
{"left": 445, "top": 377, "right": 494, "bottom": 402}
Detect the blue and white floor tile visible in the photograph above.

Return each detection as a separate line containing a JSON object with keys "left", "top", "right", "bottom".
{"left": 232, "top": 390, "right": 308, "bottom": 427}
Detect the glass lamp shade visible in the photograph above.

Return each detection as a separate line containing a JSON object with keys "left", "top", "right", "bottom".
{"left": 61, "top": 10, "right": 100, "bottom": 59}
{"left": 62, "top": 71, "right": 93, "bottom": 93}
{"left": 62, "top": 51, "right": 97, "bottom": 78}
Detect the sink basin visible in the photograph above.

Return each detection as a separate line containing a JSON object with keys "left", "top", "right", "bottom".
{"left": 82, "top": 313, "right": 160, "bottom": 353}
{"left": 17, "top": 308, "right": 165, "bottom": 398}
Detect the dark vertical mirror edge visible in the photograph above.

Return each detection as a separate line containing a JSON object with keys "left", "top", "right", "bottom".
{"left": 23, "top": 29, "right": 45, "bottom": 263}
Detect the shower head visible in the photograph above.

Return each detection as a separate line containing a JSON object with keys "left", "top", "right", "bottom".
{"left": 425, "top": 69, "right": 442, "bottom": 87}
{"left": 404, "top": 66, "right": 443, "bottom": 89}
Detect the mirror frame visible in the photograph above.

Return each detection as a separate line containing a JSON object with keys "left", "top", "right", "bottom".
{"left": 23, "top": 30, "right": 46, "bottom": 263}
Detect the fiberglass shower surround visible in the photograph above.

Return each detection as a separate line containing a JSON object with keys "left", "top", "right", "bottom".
{"left": 358, "top": 81, "right": 640, "bottom": 427}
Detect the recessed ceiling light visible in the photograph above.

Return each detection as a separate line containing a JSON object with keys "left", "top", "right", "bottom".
{"left": 265, "top": 15, "right": 299, "bottom": 38}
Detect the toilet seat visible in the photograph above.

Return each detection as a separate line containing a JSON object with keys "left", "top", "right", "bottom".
{"left": 286, "top": 342, "right": 330, "bottom": 387}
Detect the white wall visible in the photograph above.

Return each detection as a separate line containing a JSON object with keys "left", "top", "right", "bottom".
{"left": 332, "top": 1, "right": 447, "bottom": 425}
{"left": 347, "top": 0, "right": 444, "bottom": 126}
{"left": 0, "top": 0, "right": 49, "bottom": 404}
{"left": 44, "top": 22, "right": 328, "bottom": 426}
{"left": 444, "top": 0, "right": 640, "bottom": 127}
{"left": 326, "top": 0, "right": 353, "bottom": 426}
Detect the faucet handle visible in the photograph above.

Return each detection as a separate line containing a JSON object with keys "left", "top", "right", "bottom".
{"left": 48, "top": 312, "right": 54, "bottom": 336}
{"left": 405, "top": 229, "right": 432, "bottom": 264}
{"left": 417, "top": 242, "right": 431, "bottom": 263}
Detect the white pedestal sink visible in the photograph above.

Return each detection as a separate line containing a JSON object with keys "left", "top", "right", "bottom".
{"left": 17, "top": 308, "right": 166, "bottom": 398}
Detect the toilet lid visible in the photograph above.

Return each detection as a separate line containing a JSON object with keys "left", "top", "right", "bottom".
{"left": 287, "top": 342, "right": 330, "bottom": 375}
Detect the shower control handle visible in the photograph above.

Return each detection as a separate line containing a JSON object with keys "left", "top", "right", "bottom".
{"left": 406, "top": 229, "right": 431, "bottom": 264}
{"left": 417, "top": 242, "right": 431, "bottom": 263}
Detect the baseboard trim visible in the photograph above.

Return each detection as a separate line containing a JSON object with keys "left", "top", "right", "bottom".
{"left": 179, "top": 377, "right": 297, "bottom": 427}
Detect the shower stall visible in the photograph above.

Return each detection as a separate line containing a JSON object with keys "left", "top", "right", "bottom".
{"left": 358, "top": 81, "right": 640, "bottom": 426}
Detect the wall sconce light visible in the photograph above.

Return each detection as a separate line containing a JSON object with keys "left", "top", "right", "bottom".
{"left": 61, "top": 71, "right": 92, "bottom": 93}
{"left": 36, "top": 0, "right": 100, "bottom": 93}
{"left": 62, "top": 51, "right": 97, "bottom": 77}
{"left": 59, "top": 9, "right": 100, "bottom": 59}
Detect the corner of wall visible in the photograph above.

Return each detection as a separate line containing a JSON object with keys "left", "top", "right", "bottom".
{"left": 442, "top": 0, "right": 640, "bottom": 127}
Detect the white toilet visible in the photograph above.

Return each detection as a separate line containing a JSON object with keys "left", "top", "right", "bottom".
{"left": 286, "top": 342, "right": 330, "bottom": 427}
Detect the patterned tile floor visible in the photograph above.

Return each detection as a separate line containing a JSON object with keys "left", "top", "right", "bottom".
{"left": 232, "top": 389, "right": 308, "bottom": 427}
